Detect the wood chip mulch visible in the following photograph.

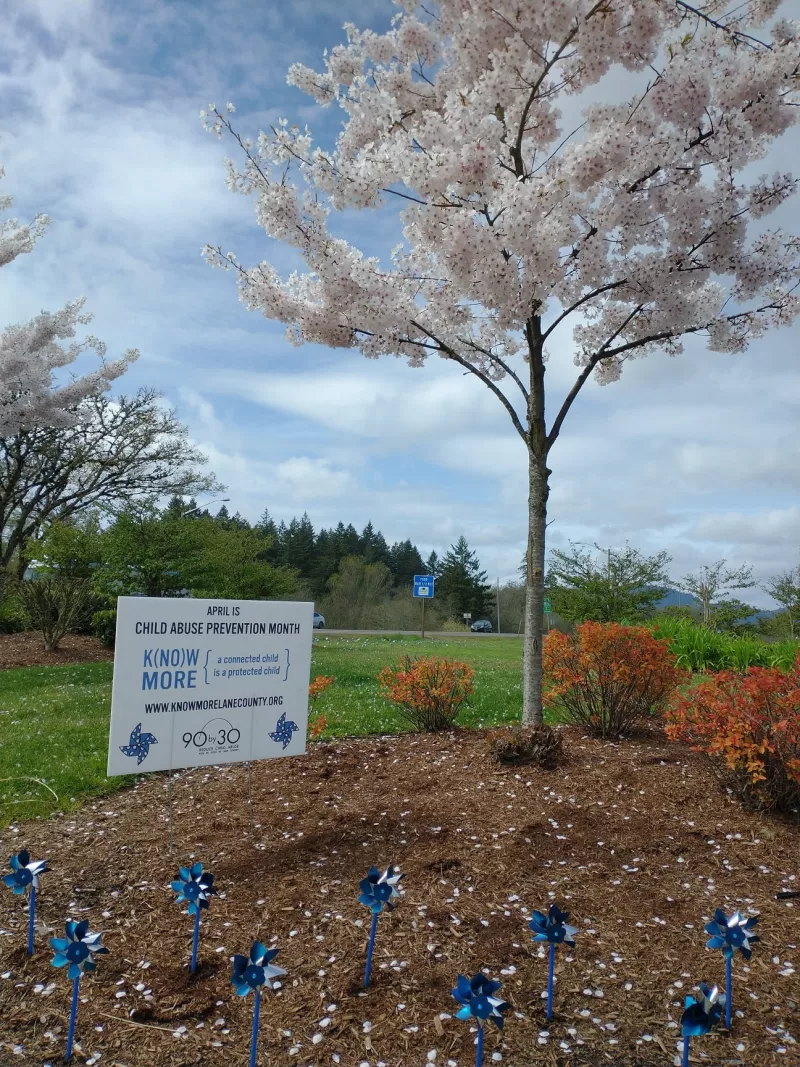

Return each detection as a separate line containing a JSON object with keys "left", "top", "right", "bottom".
{"left": 0, "top": 633, "right": 114, "bottom": 671}
{"left": 0, "top": 728, "right": 797, "bottom": 1067}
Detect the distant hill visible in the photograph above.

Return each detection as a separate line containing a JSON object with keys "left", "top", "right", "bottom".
{"left": 654, "top": 588, "right": 780, "bottom": 625}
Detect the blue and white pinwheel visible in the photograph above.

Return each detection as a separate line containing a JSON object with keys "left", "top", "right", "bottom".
{"left": 529, "top": 904, "right": 577, "bottom": 1020}
{"left": 172, "top": 862, "right": 217, "bottom": 973}
{"left": 119, "top": 722, "right": 158, "bottom": 765}
{"left": 171, "top": 862, "right": 217, "bottom": 916}
{"left": 529, "top": 904, "right": 578, "bottom": 946}
{"left": 232, "top": 942, "right": 286, "bottom": 996}
{"left": 705, "top": 908, "right": 759, "bottom": 1028}
{"left": 705, "top": 908, "right": 759, "bottom": 960}
{"left": 269, "top": 712, "right": 298, "bottom": 750}
{"left": 4, "top": 849, "right": 49, "bottom": 955}
{"left": 50, "top": 920, "right": 108, "bottom": 979}
{"left": 359, "top": 865, "right": 404, "bottom": 989}
{"left": 3, "top": 850, "right": 48, "bottom": 895}
{"left": 679, "top": 982, "right": 725, "bottom": 1067}
{"left": 51, "top": 920, "right": 108, "bottom": 1063}
{"left": 359, "top": 865, "right": 403, "bottom": 915}
{"left": 232, "top": 942, "right": 287, "bottom": 1067}
{"left": 452, "top": 973, "right": 510, "bottom": 1067}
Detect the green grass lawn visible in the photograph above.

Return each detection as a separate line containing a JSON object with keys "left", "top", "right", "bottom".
{"left": 0, "top": 635, "right": 526, "bottom": 825}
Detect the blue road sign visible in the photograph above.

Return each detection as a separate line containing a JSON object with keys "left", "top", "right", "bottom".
{"left": 413, "top": 575, "right": 435, "bottom": 598}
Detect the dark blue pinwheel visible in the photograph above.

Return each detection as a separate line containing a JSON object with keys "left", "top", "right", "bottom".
{"left": 705, "top": 908, "right": 759, "bottom": 1027}
{"left": 231, "top": 941, "right": 287, "bottom": 1067}
{"left": 3, "top": 849, "right": 48, "bottom": 955}
{"left": 452, "top": 972, "right": 510, "bottom": 1067}
{"left": 358, "top": 865, "right": 403, "bottom": 988}
{"left": 171, "top": 861, "right": 217, "bottom": 973}
{"left": 680, "top": 982, "right": 725, "bottom": 1067}
{"left": 529, "top": 903, "right": 577, "bottom": 1020}
{"left": 269, "top": 712, "right": 298, "bottom": 750}
{"left": 50, "top": 921, "right": 108, "bottom": 1063}
{"left": 119, "top": 722, "right": 158, "bottom": 765}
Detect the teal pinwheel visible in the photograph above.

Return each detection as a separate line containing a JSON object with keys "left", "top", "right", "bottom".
{"left": 232, "top": 941, "right": 286, "bottom": 996}
{"left": 50, "top": 920, "right": 107, "bottom": 1062}
{"left": 679, "top": 982, "right": 725, "bottom": 1067}
{"left": 452, "top": 973, "right": 510, "bottom": 1067}
{"left": 705, "top": 908, "right": 759, "bottom": 1028}
{"left": 452, "top": 972, "right": 510, "bottom": 1028}
{"left": 171, "top": 862, "right": 217, "bottom": 915}
{"left": 171, "top": 861, "right": 217, "bottom": 973}
{"left": 50, "top": 920, "right": 108, "bottom": 979}
{"left": 359, "top": 865, "right": 403, "bottom": 988}
{"left": 232, "top": 941, "right": 287, "bottom": 1067}
{"left": 4, "top": 849, "right": 49, "bottom": 955}
{"left": 358, "top": 865, "right": 403, "bottom": 914}
{"left": 705, "top": 909, "right": 759, "bottom": 960}
{"left": 529, "top": 903, "right": 577, "bottom": 1019}
{"left": 529, "top": 904, "right": 577, "bottom": 946}
{"left": 3, "top": 850, "right": 48, "bottom": 895}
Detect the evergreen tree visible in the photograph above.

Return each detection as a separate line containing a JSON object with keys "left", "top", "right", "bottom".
{"left": 389, "top": 540, "right": 425, "bottom": 586}
{"left": 360, "top": 521, "right": 390, "bottom": 567}
{"left": 255, "top": 507, "right": 280, "bottom": 564}
{"left": 438, "top": 537, "right": 494, "bottom": 619}
{"left": 282, "top": 513, "right": 316, "bottom": 578}
{"left": 425, "top": 550, "right": 442, "bottom": 580}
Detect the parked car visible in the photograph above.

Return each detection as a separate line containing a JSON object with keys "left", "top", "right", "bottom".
{"left": 470, "top": 619, "right": 493, "bottom": 633}
{"left": 313, "top": 612, "right": 325, "bottom": 629}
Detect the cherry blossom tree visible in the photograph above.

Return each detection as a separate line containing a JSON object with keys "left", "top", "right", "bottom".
{"left": 203, "top": 0, "right": 800, "bottom": 723}
{"left": 0, "top": 169, "right": 136, "bottom": 435}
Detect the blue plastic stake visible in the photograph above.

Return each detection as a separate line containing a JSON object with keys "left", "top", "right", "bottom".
{"left": 681, "top": 1035, "right": 690, "bottom": 1067}
{"left": 475, "top": 1023, "right": 484, "bottom": 1067}
{"left": 725, "top": 955, "right": 732, "bottom": 1029}
{"left": 250, "top": 988, "right": 261, "bottom": 1067}
{"left": 65, "top": 975, "right": 80, "bottom": 1061}
{"left": 27, "top": 886, "right": 36, "bottom": 956}
{"left": 364, "top": 912, "right": 379, "bottom": 988}
{"left": 546, "top": 943, "right": 555, "bottom": 1020}
{"left": 191, "top": 909, "right": 201, "bottom": 973}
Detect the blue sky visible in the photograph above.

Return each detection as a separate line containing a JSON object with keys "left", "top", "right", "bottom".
{"left": 3, "top": 0, "right": 800, "bottom": 605}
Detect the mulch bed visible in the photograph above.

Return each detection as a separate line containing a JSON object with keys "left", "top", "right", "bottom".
{"left": 0, "top": 728, "right": 797, "bottom": 1067}
{"left": 0, "top": 633, "right": 114, "bottom": 671}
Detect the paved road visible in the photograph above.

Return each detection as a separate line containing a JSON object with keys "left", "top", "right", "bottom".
{"left": 316, "top": 629, "right": 522, "bottom": 638}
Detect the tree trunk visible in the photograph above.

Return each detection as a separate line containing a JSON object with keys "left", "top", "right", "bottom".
{"left": 523, "top": 450, "right": 550, "bottom": 725}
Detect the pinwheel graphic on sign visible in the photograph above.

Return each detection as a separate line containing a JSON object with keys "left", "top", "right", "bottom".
{"left": 680, "top": 982, "right": 725, "bottom": 1067}
{"left": 3, "top": 849, "right": 48, "bottom": 955}
{"left": 452, "top": 972, "right": 510, "bottom": 1067}
{"left": 171, "top": 861, "right": 217, "bottom": 973}
{"left": 705, "top": 908, "right": 759, "bottom": 1028}
{"left": 50, "top": 920, "right": 108, "bottom": 1062}
{"left": 529, "top": 903, "right": 577, "bottom": 1020}
{"left": 358, "top": 864, "right": 403, "bottom": 988}
{"left": 232, "top": 941, "right": 286, "bottom": 1067}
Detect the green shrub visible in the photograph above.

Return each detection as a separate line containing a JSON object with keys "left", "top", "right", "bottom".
{"left": 649, "top": 618, "right": 799, "bottom": 673}
{"left": 92, "top": 608, "right": 118, "bottom": 647}
{"left": 0, "top": 585, "right": 30, "bottom": 634}
{"left": 19, "top": 577, "right": 93, "bottom": 651}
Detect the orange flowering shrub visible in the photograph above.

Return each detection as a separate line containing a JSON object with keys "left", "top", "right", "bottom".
{"left": 378, "top": 655, "right": 475, "bottom": 732}
{"left": 308, "top": 675, "right": 334, "bottom": 739}
{"left": 665, "top": 658, "right": 800, "bottom": 812}
{"left": 543, "top": 621, "right": 687, "bottom": 738}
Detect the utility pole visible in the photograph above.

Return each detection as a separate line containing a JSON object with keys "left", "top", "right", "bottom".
{"left": 496, "top": 576, "right": 501, "bottom": 633}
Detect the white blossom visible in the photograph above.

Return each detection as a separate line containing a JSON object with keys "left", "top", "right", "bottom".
{"left": 0, "top": 170, "right": 136, "bottom": 435}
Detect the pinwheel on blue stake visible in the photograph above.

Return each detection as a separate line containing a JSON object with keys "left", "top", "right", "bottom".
{"left": 50, "top": 920, "right": 108, "bottom": 1062}
{"left": 704, "top": 908, "right": 759, "bottom": 1028}
{"left": 232, "top": 941, "right": 286, "bottom": 1067}
{"left": 680, "top": 982, "right": 725, "bottom": 1067}
{"left": 3, "top": 849, "right": 48, "bottom": 955}
{"left": 452, "top": 972, "right": 510, "bottom": 1067}
{"left": 529, "top": 903, "right": 577, "bottom": 1020}
{"left": 358, "top": 864, "right": 403, "bottom": 988}
{"left": 171, "top": 861, "right": 217, "bottom": 973}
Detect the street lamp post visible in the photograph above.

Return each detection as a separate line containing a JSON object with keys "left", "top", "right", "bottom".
{"left": 181, "top": 497, "right": 230, "bottom": 518}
